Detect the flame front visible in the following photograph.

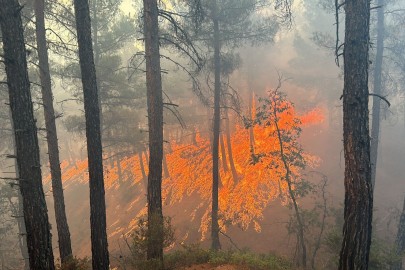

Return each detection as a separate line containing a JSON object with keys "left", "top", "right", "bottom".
{"left": 43, "top": 96, "right": 323, "bottom": 242}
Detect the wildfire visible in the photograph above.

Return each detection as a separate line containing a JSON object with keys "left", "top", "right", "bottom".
{"left": 43, "top": 95, "right": 323, "bottom": 241}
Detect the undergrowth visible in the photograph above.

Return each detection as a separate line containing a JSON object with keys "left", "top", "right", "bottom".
{"left": 164, "top": 244, "right": 291, "bottom": 270}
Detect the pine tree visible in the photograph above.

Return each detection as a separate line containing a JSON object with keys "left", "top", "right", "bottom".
{"left": 0, "top": 0, "right": 55, "bottom": 268}
{"left": 338, "top": 0, "right": 373, "bottom": 267}
{"left": 33, "top": 0, "right": 72, "bottom": 262}
{"left": 73, "top": 0, "right": 109, "bottom": 268}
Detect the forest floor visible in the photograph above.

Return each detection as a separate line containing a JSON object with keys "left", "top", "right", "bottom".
{"left": 175, "top": 265, "right": 237, "bottom": 269}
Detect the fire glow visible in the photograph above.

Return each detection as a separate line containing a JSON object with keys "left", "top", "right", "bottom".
{"left": 43, "top": 95, "right": 323, "bottom": 241}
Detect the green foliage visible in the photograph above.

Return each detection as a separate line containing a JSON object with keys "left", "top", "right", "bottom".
{"left": 56, "top": 256, "right": 91, "bottom": 270}
{"left": 324, "top": 204, "right": 402, "bottom": 269}
{"left": 164, "top": 244, "right": 291, "bottom": 270}
{"left": 130, "top": 214, "right": 176, "bottom": 270}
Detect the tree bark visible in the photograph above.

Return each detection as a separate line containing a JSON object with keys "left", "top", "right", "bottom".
{"left": 34, "top": 0, "right": 72, "bottom": 262}
{"left": 338, "top": 0, "right": 373, "bottom": 267}
{"left": 0, "top": 1, "right": 55, "bottom": 268}
{"left": 370, "top": 0, "right": 384, "bottom": 193}
{"left": 143, "top": 0, "right": 164, "bottom": 264}
{"left": 73, "top": 0, "right": 109, "bottom": 268}
{"left": 8, "top": 110, "right": 28, "bottom": 270}
{"left": 211, "top": 0, "right": 221, "bottom": 251}
{"left": 390, "top": 193, "right": 405, "bottom": 270}
{"left": 91, "top": 0, "right": 103, "bottom": 135}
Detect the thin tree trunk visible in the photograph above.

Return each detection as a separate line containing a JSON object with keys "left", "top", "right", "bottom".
{"left": 339, "top": 0, "right": 373, "bottom": 267}
{"left": 73, "top": 0, "right": 109, "bottom": 268}
{"left": 163, "top": 152, "right": 170, "bottom": 179}
{"left": 0, "top": 1, "right": 55, "bottom": 268}
{"left": 116, "top": 154, "right": 123, "bottom": 184}
{"left": 34, "top": 0, "right": 72, "bottom": 262}
{"left": 65, "top": 140, "right": 78, "bottom": 170}
{"left": 273, "top": 99, "right": 306, "bottom": 267}
{"left": 390, "top": 193, "right": 405, "bottom": 270}
{"left": 225, "top": 111, "right": 238, "bottom": 182}
{"left": 143, "top": 0, "right": 164, "bottom": 264}
{"left": 370, "top": 0, "right": 384, "bottom": 193}
{"left": 247, "top": 81, "right": 255, "bottom": 148}
{"left": 211, "top": 0, "right": 221, "bottom": 251}
{"left": 220, "top": 135, "right": 229, "bottom": 173}
{"left": 139, "top": 152, "right": 147, "bottom": 190}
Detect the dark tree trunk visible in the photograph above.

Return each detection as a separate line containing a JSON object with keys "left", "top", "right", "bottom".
{"left": 390, "top": 193, "right": 405, "bottom": 270}
{"left": 91, "top": 0, "right": 103, "bottom": 134}
{"left": 370, "top": 0, "right": 384, "bottom": 193}
{"left": 0, "top": 1, "right": 55, "bottom": 268}
{"left": 211, "top": 0, "right": 221, "bottom": 251}
{"left": 34, "top": 0, "right": 72, "bottom": 262}
{"left": 143, "top": 0, "right": 164, "bottom": 264}
{"left": 8, "top": 110, "right": 29, "bottom": 270}
{"left": 225, "top": 111, "right": 238, "bottom": 182}
{"left": 220, "top": 134, "right": 229, "bottom": 173}
{"left": 73, "top": 0, "right": 109, "bottom": 268}
{"left": 338, "top": 0, "right": 373, "bottom": 267}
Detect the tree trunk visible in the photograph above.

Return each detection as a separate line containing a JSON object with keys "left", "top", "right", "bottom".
{"left": 370, "top": 0, "right": 384, "bottom": 193}
{"left": 143, "top": 0, "right": 164, "bottom": 264}
{"left": 91, "top": 0, "right": 103, "bottom": 135}
{"left": 247, "top": 81, "right": 255, "bottom": 148}
{"left": 273, "top": 100, "right": 306, "bottom": 267}
{"left": 0, "top": 1, "right": 55, "bottom": 268}
{"left": 65, "top": 140, "right": 78, "bottom": 170}
{"left": 211, "top": 0, "right": 221, "bottom": 251}
{"left": 390, "top": 193, "right": 405, "bottom": 270}
{"left": 163, "top": 152, "right": 170, "bottom": 179}
{"left": 34, "top": 0, "right": 72, "bottom": 262}
{"left": 116, "top": 154, "right": 123, "bottom": 184}
{"left": 220, "top": 134, "right": 229, "bottom": 173}
{"left": 225, "top": 110, "right": 238, "bottom": 182}
{"left": 338, "top": 0, "right": 373, "bottom": 267}
{"left": 8, "top": 110, "right": 29, "bottom": 270}
{"left": 139, "top": 152, "right": 147, "bottom": 190}
{"left": 73, "top": 0, "right": 109, "bottom": 268}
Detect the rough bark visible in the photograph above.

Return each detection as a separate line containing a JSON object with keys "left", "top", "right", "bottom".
{"left": 8, "top": 110, "right": 28, "bottom": 270}
{"left": 0, "top": 1, "right": 55, "bottom": 268}
{"left": 390, "top": 193, "right": 405, "bottom": 270}
{"left": 211, "top": 0, "right": 221, "bottom": 251}
{"left": 338, "top": 0, "right": 373, "bottom": 267}
{"left": 370, "top": 0, "right": 384, "bottom": 193}
{"left": 143, "top": 0, "right": 164, "bottom": 263}
{"left": 34, "top": 0, "right": 72, "bottom": 262}
{"left": 91, "top": 0, "right": 103, "bottom": 134}
{"left": 73, "top": 0, "right": 109, "bottom": 268}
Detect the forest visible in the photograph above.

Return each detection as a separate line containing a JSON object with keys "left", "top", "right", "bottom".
{"left": 0, "top": 0, "right": 403, "bottom": 269}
